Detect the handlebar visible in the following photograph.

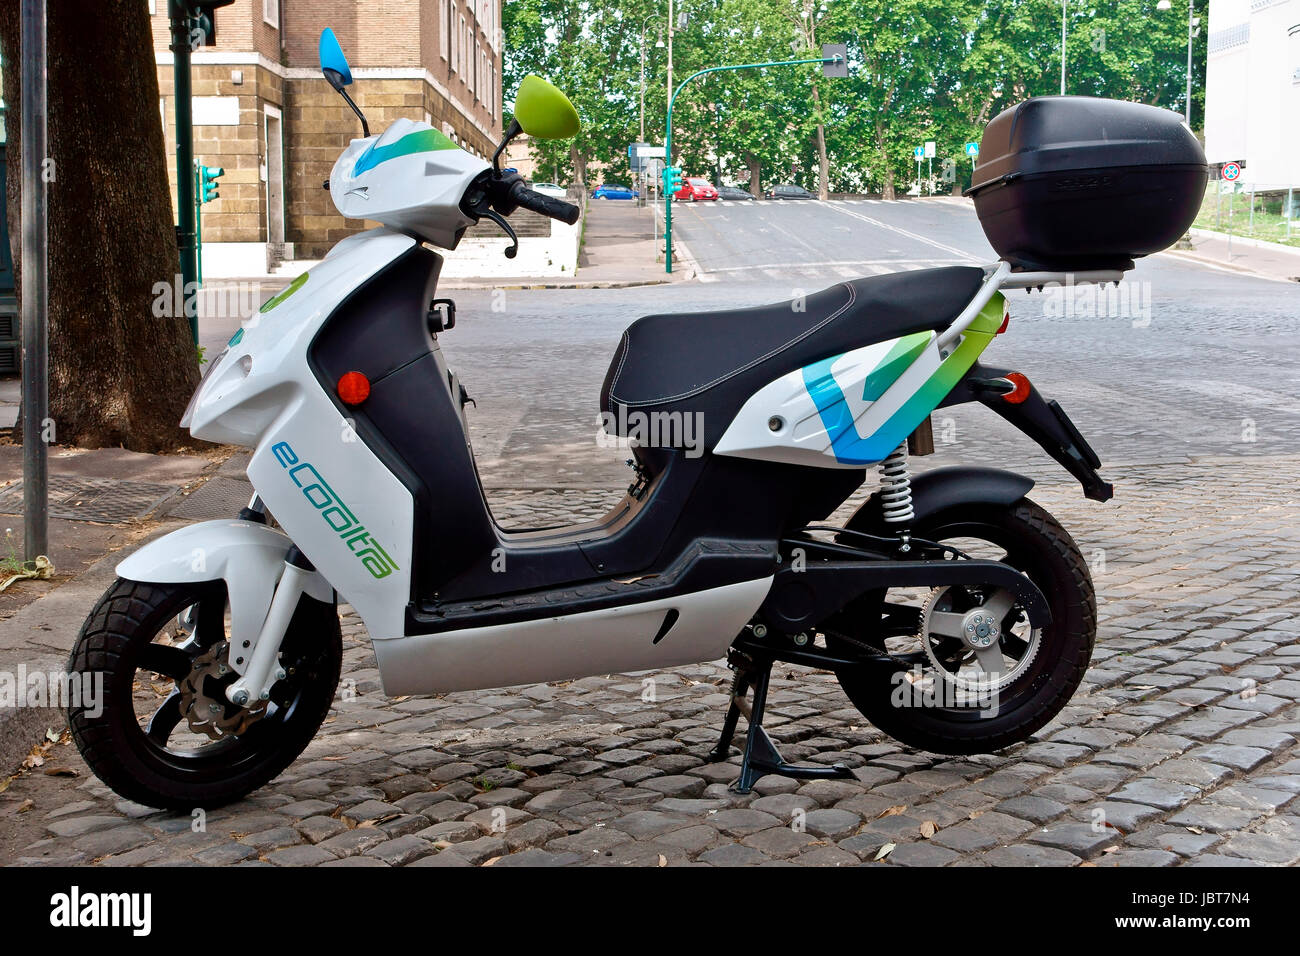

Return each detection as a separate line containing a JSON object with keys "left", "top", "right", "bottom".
{"left": 505, "top": 181, "right": 581, "bottom": 225}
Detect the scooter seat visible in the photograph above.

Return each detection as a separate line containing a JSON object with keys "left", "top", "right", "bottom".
{"left": 600, "top": 266, "right": 987, "bottom": 449}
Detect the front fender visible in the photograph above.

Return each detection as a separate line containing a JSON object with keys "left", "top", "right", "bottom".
{"left": 847, "top": 466, "right": 1035, "bottom": 533}
{"left": 116, "top": 520, "right": 334, "bottom": 667}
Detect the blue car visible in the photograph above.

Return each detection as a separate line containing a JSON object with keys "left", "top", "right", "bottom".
{"left": 593, "top": 183, "right": 638, "bottom": 200}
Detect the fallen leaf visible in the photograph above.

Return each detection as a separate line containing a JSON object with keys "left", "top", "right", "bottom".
{"left": 874, "top": 843, "right": 896, "bottom": 861}
{"left": 1186, "top": 826, "right": 1205, "bottom": 835}
{"left": 44, "top": 767, "right": 78, "bottom": 778}
{"left": 482, "top": 856, "right": 503, "bottom": 866}
{"left": 877, "top": 805, "right": 907, "bottom": 819}
{"left": 45, "top": 728, "right": 60, "bottom": 743}
{"left": 0, "top": 776, "right": 12, "bottom": 794}
{"left": 1102, "top": 845, "right": 1119, "bottom": 853}
{"left": 21, "top": 753, "right": 45, "bottom": 770}
{"left": 919, "top": 821, "right": 938, "bottom": 839}
{"left": 16, "top": 799, "right": 34, "bottom": 813}
{"left": 657, "top": 854, "right": 668, "bottom": 867}
{"left": 1079, "top": 861, "right": 1096, "bottom": 867}
{"left": 968, "top": 810, "right": 985, "bottom": 820}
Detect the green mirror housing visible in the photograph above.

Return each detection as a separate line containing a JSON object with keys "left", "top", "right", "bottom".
{"left": 512, "top": 76, "right": 580, "bottom": 140}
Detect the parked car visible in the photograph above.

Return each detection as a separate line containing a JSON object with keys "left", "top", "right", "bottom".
{"left": 717, "top": 185, "right": 756, "bottom": 201}
{"left": 674, "top": 177, "right": 719, "bottom": 202}
{"left": 530, "top": 182, "right": 568, "bottom": 199}
{"left": 592, "top": 183, "right": 638, "bottom": 200}
{"left": 765, "top": 184, "right": 815, "bottom": 200}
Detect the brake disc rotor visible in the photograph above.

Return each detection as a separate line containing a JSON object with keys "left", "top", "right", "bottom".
{"left": 177, "top": 640, "right": 267, "bottom": 740}
{"left": 918, "top": 586, "right": 1041, "bottom": 693}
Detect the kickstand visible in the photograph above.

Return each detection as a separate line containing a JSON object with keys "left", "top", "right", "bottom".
{"left": 708, "top": 649, "right": 854, "bottom": 794}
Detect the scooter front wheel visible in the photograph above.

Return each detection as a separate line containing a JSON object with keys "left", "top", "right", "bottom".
{"left": 67, "top": 578, "right": 341, "bottom": 810}
{"left": 828, "top": 498, "right": 1095, "bottom": 754}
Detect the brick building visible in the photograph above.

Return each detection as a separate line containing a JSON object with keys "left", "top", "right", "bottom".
{"left": 151, "top": 0, "right": 503, "bottom": 274}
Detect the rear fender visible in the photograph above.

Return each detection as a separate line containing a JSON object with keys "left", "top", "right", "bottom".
{"left": 847, "top": 466, "right": 1035, "bottom": 534}
{"left": 116, "top": 520, "right": 334, "bottom": 673}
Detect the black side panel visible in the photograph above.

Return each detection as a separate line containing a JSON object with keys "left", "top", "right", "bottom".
{"left": 309, "top": 246, "right": 499, "bottom": 600}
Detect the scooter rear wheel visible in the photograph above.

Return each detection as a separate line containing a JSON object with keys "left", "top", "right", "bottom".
{"left": 67, "top": 578, "right": 341, "bottom": 810}
{"left": 829, "top": 498, "right": 1095, "bottom": 755}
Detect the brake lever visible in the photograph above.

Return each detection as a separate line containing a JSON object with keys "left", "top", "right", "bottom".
{"left": 478, "top": 207, "right": 519, "bottom": 259}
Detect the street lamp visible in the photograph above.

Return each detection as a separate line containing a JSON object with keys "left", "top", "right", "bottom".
{"left": 639, "top": 16, "right": 664, "bottom": 142}
{"left": 1157, "top": 0, "right": 1201, "bottom": 126}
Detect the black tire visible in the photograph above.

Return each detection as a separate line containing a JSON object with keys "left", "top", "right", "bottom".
{"left": 830, "top": 498, "right": 1095, "bottom": 754}
{"left": 68, "top": 578, "right": 341, "bottom": 810}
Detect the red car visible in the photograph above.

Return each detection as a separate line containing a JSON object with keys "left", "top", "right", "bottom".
{"left": 674, "top": 177, "right": 719, "bottom": 202}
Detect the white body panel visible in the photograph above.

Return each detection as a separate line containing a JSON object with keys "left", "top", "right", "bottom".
{"left": 183, "top": 227, "right": 419, "bottom": 641}
{"left": 373, "top": 577, "right": 773, "bottom": 695}
{"left": 714, "top": 331, "right": 951, "bottom": 468}
{"left": 329, "top": 118, "right": 490, "bottom": 250}
{"left": 116, "top": 520, "right": 333, "bottom": 673}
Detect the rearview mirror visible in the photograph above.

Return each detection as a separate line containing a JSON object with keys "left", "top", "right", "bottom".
{"left": 319, "top": 28, "right": 353, "bottom": 89}
{"left": 512, "top": 76, "right": 580, "bottom": 140}
{"left": 318, "top": 28, "right": 369, "bottom": 137}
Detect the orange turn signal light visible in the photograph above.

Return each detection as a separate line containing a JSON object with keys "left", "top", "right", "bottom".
{"left": 337, "top": 371, "right": 371, "bottom": 406}
{"left": 1002, "top": 372, "right": 1032, "bottom": 404}
{"left": 997, "top": 311, "right": 1010, "bottom": 334}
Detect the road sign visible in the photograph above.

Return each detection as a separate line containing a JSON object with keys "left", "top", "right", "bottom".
{"left": 1221, "top": 162, "right": 1241, "bottom": 182}
{"left": 965, "top": 142, "right": 979, "bottom": 157}
{"left": 821, "top": 43, "right": 848, "bottom": 78}
{"left": 914, "top": 146, "right": 925, "bottom": 159}
{"left": 924, "top": 141, "right": 936, "bottom": 159}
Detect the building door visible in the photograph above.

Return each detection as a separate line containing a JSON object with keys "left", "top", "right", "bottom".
{"left": 264, "top": 105, "right": 285, "bottom": 255}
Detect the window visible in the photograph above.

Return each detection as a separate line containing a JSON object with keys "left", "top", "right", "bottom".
{"left": 451, "top": 3, "right": 459, "bottom": 72}
{"left": 468, "top": 40, "right": 476, "bottom": 95}
{"left": 460, "top": 16, "right": 467, "bottom": 79}
{"left": 263, "top": 0, "right": 279, "bottom": 29}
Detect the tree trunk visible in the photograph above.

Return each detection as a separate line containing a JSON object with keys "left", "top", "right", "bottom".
{"left": 0, "top": 1, "right": 198, "bottom": 451}
{"left": 744, "top": 154, "right": 762, "bottom": 198}
{"left": 811, "top": 83, "right": 830, "bottom": 201}
{"left": 883, "top": 167, "right": 896, "bottom": 201}
{"left": 569, "top": 144, "right": 589, "bottom": 187}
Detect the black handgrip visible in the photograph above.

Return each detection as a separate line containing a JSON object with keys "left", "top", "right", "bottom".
{"left": 508, "top": 181, "right": 581, "bottom": 225}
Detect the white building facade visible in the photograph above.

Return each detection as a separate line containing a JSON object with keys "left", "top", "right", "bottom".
{"left": 1204, "top": 0, "right": 1300, "bottom": 187}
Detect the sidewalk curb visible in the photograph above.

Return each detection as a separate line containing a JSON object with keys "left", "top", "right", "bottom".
{"left": 437, "top": 277, "right": 674, "bottom": 291}
{"left": 1158, "top": 248, "right": 1299, "bottom": 283}
{"left": 0, "top": 520, "right": 187, "bottom": 773}
{"left": 1190, "top": 227, "right": 1300, "bottom": 256}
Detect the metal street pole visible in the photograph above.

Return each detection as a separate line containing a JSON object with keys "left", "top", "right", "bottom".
{"left": 20, "top": 0, "right": 48, "bottom": 562}
{"left": 169, "top": 0, "right": 200, "bottom": 345}
{"left": 1060, "top": 0, "right": 1068, "bottom": 95}
{"left": 664, "top": 55, "right": 842, "bottom": 273}
{"left": 1185, "top": 0, "right": 1193, "bottom": 126}
{"left": 667, "top": 0, "right": 674, "bottom": 132}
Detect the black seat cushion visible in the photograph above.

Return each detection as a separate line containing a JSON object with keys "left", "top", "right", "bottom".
{"left": 600, "top": 266, "right": 987, "bottom": 448}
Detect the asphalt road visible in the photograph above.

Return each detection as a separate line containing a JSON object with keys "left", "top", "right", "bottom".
{"left": 439, "top": 198, "right": 1300, "bottom": 499}
{"left": 196, "top": 198, "right": 1300, "bottom": 497}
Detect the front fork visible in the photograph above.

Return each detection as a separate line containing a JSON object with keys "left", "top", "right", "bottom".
{"left": 224, "top": 546, "right": 316, "bottom": 707}
{"left": 221, "top": 495, "right": 316, "bottom": 708}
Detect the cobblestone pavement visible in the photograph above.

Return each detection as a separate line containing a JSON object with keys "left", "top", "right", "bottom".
{"left": 4, "top": 454, "right": 1298, "bottom": 867}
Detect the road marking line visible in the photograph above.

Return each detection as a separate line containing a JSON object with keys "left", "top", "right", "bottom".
{"left": 821, "top": 202, "right": 975, "bottom": 259}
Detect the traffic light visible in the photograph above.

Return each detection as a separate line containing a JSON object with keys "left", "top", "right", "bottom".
{"left": 199, "top": 165, "right": 223, "bottom": 203}
{"left": 663, "top": 165, "right": 684, "bottom": 195}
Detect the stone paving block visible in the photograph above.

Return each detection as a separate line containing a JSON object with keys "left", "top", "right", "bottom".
{"left": 266, "top": 844, "right": 338, "bottom": 866}
{"left": 1025, "top": 822, "right": 1120, "bottom": 858}
{"left": 884, "top": 842, "right": 961, "bottom": 867}
{"left": 1108, "top": 778, "right": 1202, "bottom": 810}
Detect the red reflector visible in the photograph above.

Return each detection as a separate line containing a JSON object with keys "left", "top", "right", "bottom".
{"left": 997, "top": 311, "right": 1010, "bottom": 334}
{"left": 1002, "top": 372, "right": 1032, "bottom": 404}
{"left": 337, "top": 371, "right": 371, "bottom": 406}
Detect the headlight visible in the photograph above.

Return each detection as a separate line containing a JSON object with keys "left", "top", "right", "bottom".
{"left": 180, "top": 346, "right": 229, "bottom": 428}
